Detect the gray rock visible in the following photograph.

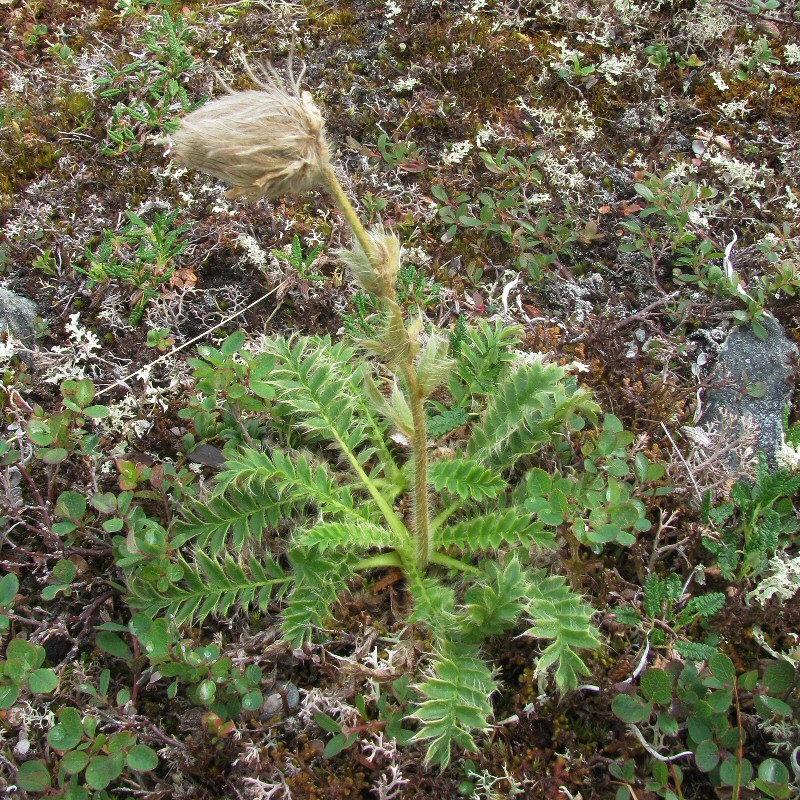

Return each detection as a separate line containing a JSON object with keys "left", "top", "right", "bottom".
{"left": 701, "top": 317, "right": 797, "bottom": 470}
{"left": 0, "top": 288, "right": 37, "bottom": 364}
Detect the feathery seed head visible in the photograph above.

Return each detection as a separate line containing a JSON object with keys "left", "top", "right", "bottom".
{"left": 170, "top": 62, "right": 330, "bottom": 200}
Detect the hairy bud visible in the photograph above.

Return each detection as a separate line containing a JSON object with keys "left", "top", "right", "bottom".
{"left": 335, "top": 227, "right": 400, "bottom": 299}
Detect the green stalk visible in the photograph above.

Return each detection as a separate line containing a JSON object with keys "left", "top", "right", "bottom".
{"left": 320, "top": 164, "right": 376, "bottom": 265}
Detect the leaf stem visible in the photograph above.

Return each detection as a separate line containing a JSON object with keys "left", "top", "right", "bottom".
{"left": 429, "top": 551, "right": 481, "bottom": 575}
{"left": 354, "top": 552, "right": 404, "bottom": 571}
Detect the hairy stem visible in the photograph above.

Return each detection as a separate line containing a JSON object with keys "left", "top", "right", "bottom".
{"left": 321, "top": 163, "right": 432, "bottom": 569}
{"left": 401, "top": 359, "right": 431, "bottom": 569}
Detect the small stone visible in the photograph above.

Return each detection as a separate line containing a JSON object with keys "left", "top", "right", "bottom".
{"left": 701, "top": 317, "right": 798, "bottom": 471}
{"left": 0, "top": 288, "right": 37, "bottom": 365}
{"left": 258, "top": 682, "right": 299, "bottom": 721}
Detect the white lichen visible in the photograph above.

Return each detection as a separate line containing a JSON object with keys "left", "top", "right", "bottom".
{"left": 784, "top": 42, "right": 800, "bottom": 66}
{"left": 747, "top": 552, "right": 800, "bottom": 605}
{"left": 442, "top": 140, "right": 472, "bottom": 165}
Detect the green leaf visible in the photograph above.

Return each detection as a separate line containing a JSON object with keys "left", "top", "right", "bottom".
{"left": 755, "top": 694, "right": 794, "bottom": 717}
{"left": 62, "top": 749, "right": 90, "bottom": 775}
{"left": 220, "top": 330, "right": 245, "bottom": 356}
{"left": 55, "top": 491, "right": 87, "bottom": 521}
{"left": 462, "top": 559, "right": 528, "bottom": 640}
{"left": 16, "top": 760, "right": 52, "bottom": 792}
{"left": 611, "top": 693, "right": 652, "bottom": 724}
{"left": 315, "top": 712, "right": 342, "bottom": 733}
{"left": 762, "top": 661, "right": 795, "bottom": 695}
{"left": 241, "top": 690, "right": 263, "bottom": 712}
{"left": 523, "top": 571, "right": 601, "bottom": 692}
{"left": 719, "top": 755, "right": 753, "bottom": 788}
{"left": 707, "top": 653, "right": 736, "bottom": 686}
{"left": 323, "top": 731, "right": 355, "bottom": 758}
{"left": 758, "top": 757, "right": 790, "bottom": 784}
{"left": 640, "top": 669, "right": 672, "bottom": 705}
{"left": 27, "top": 419, "right": 56, "bottom": 446}
{"left": 96, "top": 631, "right": 133, "bottom": 661}
{"left": 695, "top": 740, "right": 719, "bottom": 772}
{"left": 85, "top": 754, "right": 124, "bottom": 790}
{"left": 428, "top": 458, "right": 506, "bottom": 501}
{"left": 673, "top": 640, "right": 717, "bottom": 661}
{"left": 196, "top": 679, "right": 216, "bottom": 704}
{"left": 89, "top": 492, "right": 117, "bottom": 513}
{"left": 73, "top": 379, "right": 95, "bottom": 407}
{"left": 296, "top": 520, "right": 405, "bottom": 555}
{"left": 0, "top": 572, "right": 18, "bottom": 606}
{"left": 53, "top": 559, "right": 77, "bottom": 584}
{"left": 7, "top": 637, "right": 44, "bottom": 668}
{"left": 467, "top": 360, "right": 599, "bottom": 471}
{"left": 47, "top": 706, "right": 83, "bottom": 751}
{"left": 28, "top": 668, "right": 58, "bottom": 694}
{"left": 410, "top": 643, "right": 496, "bottom": 770}
{"left": 126, "top": 744, "right": 159, "bottom": 772}
{"left": 64, "top": 785, "right": 89, "bottom": 800}
{"left": 0, "top": 685, "right": 20, "bottom": 708}
{"left": 41, "top": 447, "right": 69, "bottom": 463}
{"left": 435, "top": 509, "right": 548, "bottom": 552}
{"left": 83, "top": 405, "right": 110, "bottom": 419}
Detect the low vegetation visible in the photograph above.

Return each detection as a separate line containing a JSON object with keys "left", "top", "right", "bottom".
{"left": 1, "top": 1, "right": 799, "bottom": 798}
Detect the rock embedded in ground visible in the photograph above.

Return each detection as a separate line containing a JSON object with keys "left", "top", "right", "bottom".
{"left": 701, "top": 316, "right": 798, "bottom": 470}
{"left": 0, "top": 288, "right": 37, "bottom": 364}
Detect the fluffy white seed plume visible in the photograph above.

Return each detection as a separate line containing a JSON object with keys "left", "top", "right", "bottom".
{"left": 170, "top": 59, "right": 330, "bottom": 200}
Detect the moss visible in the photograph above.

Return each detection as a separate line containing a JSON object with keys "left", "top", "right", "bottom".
{"left": 58, "top": 90, "right": 93, "bottom": 121}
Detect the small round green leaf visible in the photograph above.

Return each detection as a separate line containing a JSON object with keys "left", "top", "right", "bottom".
{"left": 708, "top": 653, "right": 736, "bottom": 686}
{"left": 53, "top": 559, "right": 77, "bottom": 584}
{"left": 85, "top": 754, "right": 124, "bottom": 790}
{"left": 55, "top": 491, "right": 87, "bottom": 521}
{"left": 241, "top": 690, "right": 263, "bottom": 712}
{"left": 758, "top": 757, "right": 789, "bottom": 785}
{"left": 0, "top": 684, "right": 20, "bottom": 709}
{"left": 28, "top": 668, "right": 58, "bottom": 694}
{"left": 762, "top": 661, "right": 795, "bottom": 695}
{"left": 695, "top": 740, "right": 719, "bottom": 772}
{"left": 48, "top": 707, "right": 83, "bottom": 751}
{"left": 611, "top": 693, "right": 652, "bottom": 724}
{"left": 0, "top": 573, "right": 18, "bottom": 606}
{"left": 719, "top": 755, "right": 753, "bottom": 787}
{"left": 641, "top": 668, "right": 672, "bottom": 705}
{"left": 41, "top": 447, "right": 69, "bottom": 464}
{"left": 16, "top": 760, "right": 52, "bottom": 791}
{"left": 126, "top": 744, "right": 159, "bottom": 772}
{"left": 196, "top": 679, "right": 216, "bottom": 704}
{"left": 63, "top": 784, "right": 89, "bottom": 800}
{"left": 61, "top": 749, "right": 90, "bottom": 775}
{"left": 89, "top": 492, "right": 117, "bottom": 513}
